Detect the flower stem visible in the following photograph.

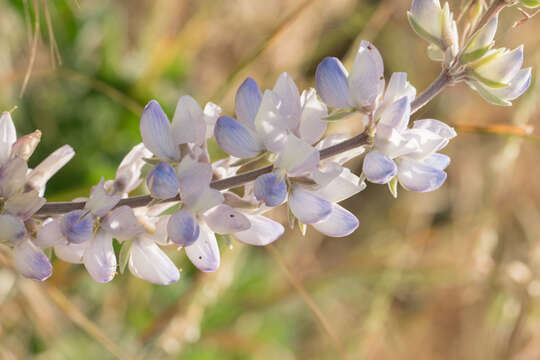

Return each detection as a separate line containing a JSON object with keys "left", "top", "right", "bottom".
{"left": 410, "top": 69, "right": 452, "bottom": 114}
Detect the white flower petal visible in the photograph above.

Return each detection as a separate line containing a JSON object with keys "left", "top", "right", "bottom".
{"left": 397, "top": 158, "right": 447, "bottom": 192}
{"left": 4, "top": 190, "right": 45, "bottom": 220}
{"left": 26, "top": 145, "right": 75, "bottom": 195}
{"left": 273, "top": 72, "right": 302, "bottom": 130}
{"left": 289, "top": 186, "right": 332, "bottom": 224}
{"left": 188, "top": 187, "right": 224, "bottom": 214}
{"left": 474, "top": 46, "right": 524, "bottom": 86}
{"left": 185, "top": 223, "right": 220, "bottom": 272}
{"left": 315, "top": 57, "right": 353, "bottom": 110}
{"left": 203, "top": 102, "right": 222, "bottom": 139}
{"left": 0, "top": 214, "right": 27, "bottom": 244}
{"left": 214, "top": 116, "right": 264, "bottom": 158}
{"left": 203, "top": 204, "right": 251, "bottom": 234}
{"left": 176, "top": 157, "right": 213, "bottom": 206}
{"left": 412, "top": 119, "right": 457, "bottom": 139}
{"left": 314, "top": 167, "right": 366, "bottom": 203}
{"left": 423, "top": 153, "right": 451, "bottom": 170}
{"left": 254, "top": 90, "right": 289, "bottom": 153}
{"left": 489, "top": 67, "right": 532, "bottom": 101}
{"left": 401, "top": 128, "right": 449, "bottom": 159}
{"left": 35, "top": 219, "right": 66, "bottom": 248}
{"left": 363, "top": 150, "right": 398, "bottom": 184}
{"left": 83, "top": 231, "right": 116, "bottom": 283}
{"left": 0, "top": 157, "right": 28, "bottom": 197}
{"left": 378, "top": 96, "right": 411, "bottom": 132}
{"left": 129, "top": 235, "right": 180, "bottom": 285}
{"left": 102, "top": 206, "right": 145, "bottom": 241}
{"left": 275, "top": 134, "right": 320, "bottom": 176}
{"left": 464, "top": 15, "right": 498, "bottom": 54}
{"left": 312, "top": 204, "right": 359, "bottom": 237}
{"left": 14, "top": 239, "right": 52, "bottom": 281}
{"left": 171, "top": 95, "right": 206, "bottom": 146}
{"left": 0, "top": 112, "right": 16, "bottom": 166}
{"left": 54, "top": 242, "right": 87, "bottom": 264}
{"left": 298, "top": 88, "right": 328, "bottom": 144}
{"left": 409, "top": 0, "right": 443, "bottom": 41}
{"left": 85, "top": 178, "right": 121, "bottom": 217}
{"left": 235, "top": 214, "right": 284, "bottom": 246}
{"left": 348, "top": 41, "right": 385, "bottom": 108}
{"left": 140, "top": 100, "right": 180, "bottom": 161}
{"left": 113, "top": 143, "right": 152, "bottom": 194}
{"left": 235, "top": 77, "right": 262, "bottom": 129}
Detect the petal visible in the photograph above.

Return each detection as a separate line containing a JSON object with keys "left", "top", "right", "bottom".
{"left": 0, "top": 112, "right": 16, "bottom": 165}
{"left": 35, "top": 219, "right": 66, "bottom": 248}
{"left": 235, "top": 214, "right": 284, "bottom": 246}
{"left": 171, "top": 95, "right": 206, "bottom": 146}
{"left": 203, "top": 102, "right": 222, "bottom": 139}
{"left": 185, "top": 223, "right": 220, "bottom": 272}
{"left": 348, "top": 41, "right": 385, "bottom": 108}
{"left": 474, "top": 46, "right": 524, "bottom": 86}
{"left": 0, "top": 214, "right": 27, "bottom": 244}
{"left": 146, "top": 162, "right": 180, "bottom": 199}
{"left": 314, "top": 167, "right": 366, "bottom": 203}
{"left": 83, "top": 231, "right": 116, "bottom": 283}
{"left": 298, "top": 88, "right": 328, "bottom": 144}
{"left": 113, "top": 143, "right": 152, "bottom": 194}
{"left": 397, "top": 158, "right": 447, "bottom": 192}
{"left": 384, "top": 72, "right": 416, "bottom": 105}
{"left": 235, "top": 77, "right": 262, "bottom": 128}
{"left": 14, "top": 239, "right": 52, "bottom": 281}
{"left": 423, "top": 153, "right": 451, "bottom": 170}
{"left": 11, "top": 130, "right": 41, "bottom": 161}
{"left": 312, "top": 204, "right": 359, "bottom": 237}
{"left": 0, "top": 157, "right": 28, "bottom": 197}
{"left": 254, "top": 173, "right": 287, "bottom": 207}
{"left": 409, "top": 0, "right": 443, "bottom": 41}
{"left": 378, "top": 96, "right": 411, "bottom": 131}
{"left": 362, "top": 150, "right": 398, "bottom": 184}
{"left": 101, "top": 206, "right": 145, "bottom": 241}
{"left": 254, "top": 90, "right": 289, "bottom": 153}
{"left": 401, "top": 128, "right": 449, "bottom": 159}
{"left": 412, "top": 119, "right": 457, "bottom": 139}
{"left": 273, "top": 72, "right": 302, "bottom": 130}
{"left": 25, "top": 145, "right": 75, "bottom": 195}
{"left": 4, "top": 190, "right": 45, "bottom": 220}
{"left": 54, "top": 242, "right": 87, "bottom": 264}
{"left": 60, "top": 210, "right": 95, "bottom": 244}
{"left": 315, "top": 57, "right": 353, "bottom": 110}
{"left": 275, "top": 134, "right": 320, "bottom": 176}
{"left": 140, "top": 100, "right": 180, "bottom": 161}
{"left": 214, "top": 116, "right": 264, "bottom": 158}
{"left": 188, "top": 187, "right": 225, "bottom": 214}
{"left": 289, "top": 186, "right": 332, "bottom": 224}
{"left": 167, "top": 209, "right": 200, "bottom": 246}
{"left": 129, "top": 235, "right": 180, "bottom": 285}
{"left": 85, "top": 178, "right": 121, "bottom": 217}
{"left": 489, "top": 67, "right": 532, "bottom": 101}
{"left": 464, "top": 15, "right": 498, "bottom": 55}
{"left": 203, "top": 204, "right": 251, "bottom": 234}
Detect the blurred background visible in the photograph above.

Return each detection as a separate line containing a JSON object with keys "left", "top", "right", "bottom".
{"left": 0, "top": 0, "right": 539, "bottom": 359}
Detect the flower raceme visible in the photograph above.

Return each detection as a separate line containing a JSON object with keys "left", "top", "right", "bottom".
{"left": 0, "top": 0, "right": 533, "bottom": 284}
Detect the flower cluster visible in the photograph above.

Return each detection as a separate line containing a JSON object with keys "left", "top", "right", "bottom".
{"left": 0, "top": 0, "right": 533, "bottom": 284}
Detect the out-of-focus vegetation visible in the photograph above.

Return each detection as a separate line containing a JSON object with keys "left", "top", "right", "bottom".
{"left": 0, "top": 0, "right": 539, "bottom": 359}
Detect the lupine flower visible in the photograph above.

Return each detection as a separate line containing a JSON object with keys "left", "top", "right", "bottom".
{"left": 362, "top": 96, "right": 456, "bottom": 194}
{"left": 0, "top": 111, "right": 74, "bottom": 281}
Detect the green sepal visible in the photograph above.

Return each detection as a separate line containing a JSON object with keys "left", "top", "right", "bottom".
{"left": 467, "top": 80, "right": 511, "bottom": 106}
{"left": 118, "top": 239, "right": 133, "bottom": 274}
{"left": 460, "top": 45, "right": 492, "bottom": 64}
{"left": 469, "top": 71, "right": 508, "bottom": 88}
{"left": 407, "top": 13, "right": 444, "bottom": 49}
{"left": 388, "top": 177, "right": 398, "bottom": 199}
{"left": 519, "top": 0, "right": 540, "bottom": 8}
{"left": 299, "top": 222, "right": 307, "bottom": 237}
{"left": 288, "top": 206, "right": 296, "bottom": 230}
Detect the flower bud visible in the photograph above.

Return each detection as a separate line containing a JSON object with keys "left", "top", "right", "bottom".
{"left": 146, "top": 162, "right": 180, "bottom": 199}
{"left": 470, "top": 46, "right": 524, "bottom": 88}
{"left": 11, "top": 130, "right": 41, "bottom": 161}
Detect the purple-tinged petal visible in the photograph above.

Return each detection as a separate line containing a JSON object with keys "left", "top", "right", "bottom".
{"left": 167, "top": 209, "right": 200, "bottom": 246}
{"left": 490, "top": 68, "right": 532, "bottom": 101}
{"left": 25, "top": 145, "right": 75, "bottom": 195}
{"left": 129, "top": 235, "right": 180, "bottom": 285}
{"left": 402, "top": 128, "right": 449, "bottom": 158}
{"left": 0, "top": 112, "right": 16, "bottom": 166}
{"left": 171, "top": 95, "right": 206, "bottom": 146}
{"left": 54, "top": 242, "right": 86, "bottom": 264}
{"left": 146, "top": 162, "right": 179, "bottom": 199}
{"left": 298, "top": 88, "right": 328, "bottom": 144}
{"left": 0, "top": 214, "right": 27, "bottom": 245}
{"left": 273, "top": 72, "right": 302, "bottom": 130}
{"left": 275, "top": 134, "right": 320, "bottom": 176}
{"left": 378, "top": 96, "right": 411, "bottom": 131}
{"left": 235, "top": 214, "right": 284, "bottom": 246}
{"left": 313, "top": 204, "right": 359, "bottom": 237}
{"left": 214, "top": 116, "right": 264, "bottom": 158}
{"left": 4, "top": 190, "right": 45, "bottom": 220}
{"left": 474, "top": 47, "right": 524, "bottom": 86}
{"left": 185, "top": 223, "right": 220, "bottom": 272}
{"left": 83, "top": 230, "right": 116, "bottom": 283}
{"left": 61, "top": 210, "right": 94, "bottom": 244}
{"left": 235, "top": 77, "right": 262, "bottom": 129}
{"left": 289, "top": 186, "right": 332, "bottom": 224}
{"left": 348, "top": 41, "right": 385, "bottom": 108}
{"left": 397, "top": 158, "right": 447, "bottom": 192}
{"left": 140, "top": 100, "right": 180, "bottom": 161}
{"left": 412, "top": 119, "right": 457, "bottom": 139}
{"left": 35, "top": 219, "right": 65, "bottom": 248}
{"left": 0, "top": 157, "right": 28, "bottom": 197}
{"left": 254, "top": 173, "right": 287, "bottom": 207}
{"left": 101, "top": 206, "right": 145, "bottom": 241}
{"left": 203, "top": 204, "right": 251, "bottom": 234}
{"left": 423, "top": 153, "right": 450, "bottom": 170}
{"left": 315, "top": 57, "right": 353, "bottom": 110}
{"left": 85, "top": 178, "right": 121, "bottom": 217}
{"left": 254, "top": 90, "right": 289, "bottom": 153}
{"left": 363, "top": 150, "right": 398, "bottom": 184}
{"left": 13, "top": 239, "right": 52, "bottom": 281}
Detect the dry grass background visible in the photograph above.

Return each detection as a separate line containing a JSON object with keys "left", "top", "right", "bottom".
{"left": 0, "top": 0, "right": 539, "bottom": 359}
